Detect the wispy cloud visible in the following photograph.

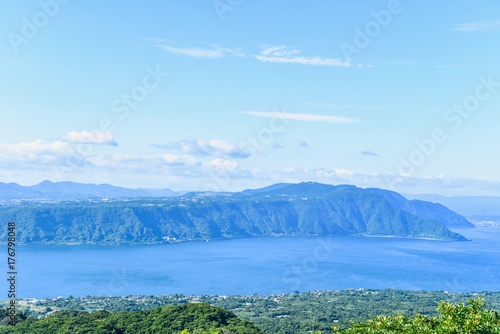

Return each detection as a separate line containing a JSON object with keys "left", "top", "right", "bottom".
{"left": 150, "top": 38, "right": 245, "bottom": 58}
{"left": 152, "top": 41, "right": 356, "bottom": 66}
{"left": 255, "top": 45, "right": 351, "bottom": 67}
{"left": 240, "top": 111, "right": 359, "bottom": 124}
{"left": 62, "top": 131, "right": 118, "bottom": 146}
{"left": 361, "top": 150, "right": 379, "bottom": 157}
{"left": 88, "top": 153, "right": 200, "bottom": 169}
{"left": 305, "top": 102, "right": 381, "bottom": 111}
{"left": 152, "top": 137, "right": 250, "bottom": 159}
{"left": 162, "top": 45, "right": 224, "bottom": 58}
{"left": 454, "top": 20, "right": 500, "bottom": 32}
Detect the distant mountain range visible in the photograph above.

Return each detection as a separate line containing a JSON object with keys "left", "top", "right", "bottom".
{"left": 0, "top": 180, "right": 180, "bottom": 199}
{"left": 0, "top": 182, "right": 472, "bottom": 244}
{"left": 403, "top": 193, "right": 500, "bottom": 218}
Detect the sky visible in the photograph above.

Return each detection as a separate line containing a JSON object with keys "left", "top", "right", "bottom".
{"left": 0, "top": 0, "right": 499, "bottom": 195}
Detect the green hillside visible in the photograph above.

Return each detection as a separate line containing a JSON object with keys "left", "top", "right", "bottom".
{"left": 0, "top": 183, "right": 468, "bottom": 244}
{"left": 2, "top": 294, "right": 500, "bottom": 333}
{"left": 0, "top": 303, "right": 263, "bottom": 334}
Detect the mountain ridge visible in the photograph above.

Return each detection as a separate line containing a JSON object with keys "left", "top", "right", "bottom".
{"left": 403, "top": 193, "right": 500, "bottom": 218}
{"left": 0, "top": 180, "right": 180, "bottom": 199}
{"left": 0, "top": 182, "right": 471, "bottom": 243}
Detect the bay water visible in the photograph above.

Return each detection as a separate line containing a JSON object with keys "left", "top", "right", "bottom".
{"left": 12, "top": 226, "right": 500, "bottom": 298}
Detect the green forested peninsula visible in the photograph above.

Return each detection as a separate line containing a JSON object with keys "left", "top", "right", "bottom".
{"left": 0, "top": 183, "right": 470, "bottom": 244}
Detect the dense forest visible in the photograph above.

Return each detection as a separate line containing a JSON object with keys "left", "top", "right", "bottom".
{"left": 4, "top": 290, "right": 500, "bottom": 333}
{"left": 0, "top": 303, "right": 263, "bottom": 334}
{"left": 0, "top": 183, "right": 471, "bottom": 244}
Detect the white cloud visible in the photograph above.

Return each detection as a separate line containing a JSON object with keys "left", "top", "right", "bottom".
{"left": 203, "top": 159, "right": 254, "bottom": 183}
{"left": 3, "top": 140, "right": 500, "bottom": 195}
{"left": 260, "top": 45, "right": 301, "bottom": 57}
{"left": 161, "top": 45, "right": 224, "bottom": 58}
{"left": 152, "top": 41, "right": 354, "bottom": 66}
{"left": 207, "top": 158, "right": 239, "bottom": 172}
{"left": 0, "top": 140, "right": 70, "bottom": 165}
{"left": 8, "top": 139, "right": 68, "bottom": 154}
{"left": 206, "top": 139, "right": 245, "bottom": 156}
{"left": 0, "top": 138, "right": 203, "bottom": 176}
{"left": 255, "top": 45, "right": 351, "bottom": 67}
{"left": 163, "top": 154, "right": 198, "bottom": 166}
{"left": 152, "top": 137, "right": 250, "bottom": 158}
{"left": 88, "top": 153, "right": 200, "bottom": 169}
{"left": 62, "top": 131, "right": 117, "bottom": 146}
{"left": 0, "top": 139, "right": 68, "bottom": 162}
{"left": 240, "top": 111, "right": 359, "bottom": 124}
{"left": 454, "top": 20, "right": 500, "bottom": 32}
{"left": 151, "top": 39, "right": 245, "bottom": 58}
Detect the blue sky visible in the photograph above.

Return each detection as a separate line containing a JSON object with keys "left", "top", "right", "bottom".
{"left": 1, "top": 0, "right": 499, "bottom": 195}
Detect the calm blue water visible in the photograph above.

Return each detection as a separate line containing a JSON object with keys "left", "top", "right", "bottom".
{"left": 12, "top": 226, "right": 500, "bottom": 298}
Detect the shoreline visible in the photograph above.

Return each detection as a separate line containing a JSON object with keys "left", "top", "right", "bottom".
{"left": 0, "top": 231, "right": 468, "bottom": 246}
{"left": 360, "top": 234, "right": 468, "bottom": 241}
{"left": 3, "top": 287, "right": 500, "bottom": 305}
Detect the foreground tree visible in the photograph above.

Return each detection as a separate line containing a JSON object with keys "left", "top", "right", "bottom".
{"left": 332, "top": 298, "right": 500, "bottom": 334}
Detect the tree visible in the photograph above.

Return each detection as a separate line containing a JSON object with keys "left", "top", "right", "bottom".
{"left": 334, "top": 298, "right": 500, "bottom": 333}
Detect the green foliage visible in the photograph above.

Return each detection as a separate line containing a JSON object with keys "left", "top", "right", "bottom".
{"left": 0, "top": 303, "right": 264, "bottom": 334}
{"left": 10, "top": 290, "right": 500, "bottom": 333}
{"left": 334, "top": 298, "right": 500, "bottom": 333}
